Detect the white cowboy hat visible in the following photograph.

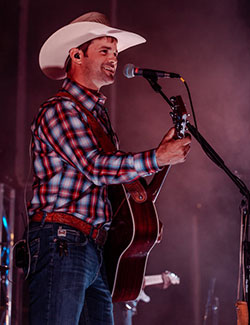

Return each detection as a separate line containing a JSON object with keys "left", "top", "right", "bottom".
{"left": 39, "top": 12, "right": 146, "bottom": 80}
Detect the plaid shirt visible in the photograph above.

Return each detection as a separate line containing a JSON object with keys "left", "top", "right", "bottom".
{"left": 28, "top": 78, "right": 160, "bottom": 228}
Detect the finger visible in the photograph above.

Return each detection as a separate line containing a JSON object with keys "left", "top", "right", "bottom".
{"left": 164, "top": 127, "right": 176, "bottom": 141}
{"left": 184, "top": 144, "right": 191, "bottom": 155}
{"left": 181, "top": 136, "right": 192, "bottom": 145}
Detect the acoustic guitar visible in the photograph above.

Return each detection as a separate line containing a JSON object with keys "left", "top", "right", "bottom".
{"left": 104, "top": 96, "right": 187, "bottom": 302}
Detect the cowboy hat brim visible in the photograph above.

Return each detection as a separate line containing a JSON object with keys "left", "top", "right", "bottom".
{"left": 39, "top": 21, "right": 146, "bottom": 80}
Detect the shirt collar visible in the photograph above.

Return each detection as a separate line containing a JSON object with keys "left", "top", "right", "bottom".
{"left": 61, "top": 78, "right": 107, "bottom": 109}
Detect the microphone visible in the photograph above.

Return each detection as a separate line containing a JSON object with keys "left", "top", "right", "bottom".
{"left": 123, "top": 63, "right": 181, "bottom": 79}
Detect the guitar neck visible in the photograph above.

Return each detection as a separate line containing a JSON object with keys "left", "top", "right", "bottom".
{"left": 145, "top": 95, "right": 188, "bottom": 203}
{"left": 147, "top": 165, "right": 171, "bottom": 202}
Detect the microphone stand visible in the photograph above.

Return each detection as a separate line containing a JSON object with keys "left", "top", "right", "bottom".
{"left": 143, "top": 75, "right": 250, "bottom": 319}
{"left": 203, "top": 278, "right": 219, "bottom": 325}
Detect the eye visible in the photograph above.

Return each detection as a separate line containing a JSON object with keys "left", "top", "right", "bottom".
{"left": 100, "top": 49, "right": 108, "bottom": 55}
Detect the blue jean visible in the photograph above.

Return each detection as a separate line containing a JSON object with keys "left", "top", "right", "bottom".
{"left": 26, "top": 222, "right": 114, "bottom": 325}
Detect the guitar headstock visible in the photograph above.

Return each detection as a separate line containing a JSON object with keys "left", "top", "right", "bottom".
{"left": 170, "top": 95, "right": 188, "bottom": 139}
{"left": 163, "top": 271, "right": 180, "bottom": 286}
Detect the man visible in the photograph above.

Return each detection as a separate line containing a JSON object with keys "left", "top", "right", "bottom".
{"left": 26, "top": 12, "right": 191, "bottom": 325}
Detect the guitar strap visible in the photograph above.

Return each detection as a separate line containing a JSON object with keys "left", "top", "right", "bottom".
{"left": 56, "top": 91, "right": 147, "bottom": 203}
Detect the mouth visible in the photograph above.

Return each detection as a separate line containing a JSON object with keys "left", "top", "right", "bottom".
{"left": 103, "top": 65, "right": 116, "bottom": 76}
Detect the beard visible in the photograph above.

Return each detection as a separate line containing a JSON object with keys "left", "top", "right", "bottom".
{"left": 97, "top": 65, "right": 116, "bottom": 86}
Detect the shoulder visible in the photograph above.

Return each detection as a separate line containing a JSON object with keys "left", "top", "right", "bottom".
{"left": 38, "top": 95, "right": 82, "bottom": 122}
{"left": 44, "top": 95, "right": 75, "bottom": 112}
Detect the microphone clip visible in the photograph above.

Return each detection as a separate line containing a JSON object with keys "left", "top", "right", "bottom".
{"left": 144, "top": 75, "right": 162, "bottom": 92}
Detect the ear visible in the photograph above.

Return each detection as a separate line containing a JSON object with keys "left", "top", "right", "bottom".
{"left": 69, "top": 48, "right": 82, "bottom": 64}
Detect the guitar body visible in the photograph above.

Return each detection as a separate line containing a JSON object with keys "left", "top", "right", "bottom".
{"left": 104, "top": 183, "right": 159, "bottom": 302}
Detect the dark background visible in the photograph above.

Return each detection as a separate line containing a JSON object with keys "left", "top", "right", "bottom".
{"left": 1, "top": 0, "right": 250, "bottom": 324}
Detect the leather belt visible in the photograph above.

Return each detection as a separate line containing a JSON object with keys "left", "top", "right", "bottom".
{"left": 31, "top": 211, "right": 107, "bottom": 247}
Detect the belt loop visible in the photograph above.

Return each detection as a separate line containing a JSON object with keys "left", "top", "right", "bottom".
{"left": 40, "top": 212, "right": 47, "bottom": 227}
{"left": 88, "top": 225, "right": 95, "bottom": 238}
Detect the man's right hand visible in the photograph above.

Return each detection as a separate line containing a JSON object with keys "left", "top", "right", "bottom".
{"left": 155, "top": 127, "right": 191, "bottom": 167}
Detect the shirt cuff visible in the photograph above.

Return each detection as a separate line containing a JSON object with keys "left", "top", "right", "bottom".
{"left": 133, "top": 149, "right": 160, "bottom": 176}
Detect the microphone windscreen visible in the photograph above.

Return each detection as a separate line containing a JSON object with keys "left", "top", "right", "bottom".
{"left": 123, "top": 64, "right": 135, "bottom": 78}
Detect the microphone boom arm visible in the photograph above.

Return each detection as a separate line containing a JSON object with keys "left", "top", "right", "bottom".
{"left": 144, "top": 75, "right": 174, "bottom": 108}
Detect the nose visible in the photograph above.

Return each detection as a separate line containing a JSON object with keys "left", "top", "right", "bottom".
{"left": 110, "top": 58, "right": 117, "bottom": 67}
{"left": 109, "top": 52, "right": 118, "bottom": 65}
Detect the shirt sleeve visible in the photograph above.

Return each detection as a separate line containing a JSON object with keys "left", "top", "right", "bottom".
{"left": 36, "top": 99, "right": 160, "bottom": 186}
